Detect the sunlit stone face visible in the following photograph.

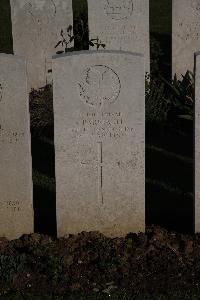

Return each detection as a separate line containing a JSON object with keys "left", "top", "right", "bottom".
{"left": 10, "top": 0, "right": 73, "bottom": 89}
{"left": 104, "top": 0, "right": 133, "bottom": 20}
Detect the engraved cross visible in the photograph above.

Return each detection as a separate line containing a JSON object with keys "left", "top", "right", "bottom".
{"left": 0, "top": 83, "right": 3, "bottom": 102}
{"left": 97, "top": 141, "right": 104, "bottom": 204}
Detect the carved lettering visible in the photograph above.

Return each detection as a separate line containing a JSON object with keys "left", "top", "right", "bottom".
{"left": 70, "top": 112, "right": 135, "bottom": 140}
{"left": 104, "top": 0, "right": 133, "bottom": 20}
{"left": 0, "top": 126, "right": 25, "bottom": 144}
{"left": 6, "top": 201, "right": 21, "bottom": 212}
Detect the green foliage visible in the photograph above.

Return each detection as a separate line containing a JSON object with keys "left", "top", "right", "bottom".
{"left": 55, "top": 25, "right": 74, "bottom": 53}
{"left": 55, "top": 24, "right": 106, "bottom": 53}
{"left": 0, "top": 254, "right": 27, "bottom": 283}
{"left": 150, "top": 36, "right": 164, "bottom": 76}
{"left": 161, "top": 71, "right": 194, "bottom": 117}
{"left": 146, "top": 71, "right": 194, "bottom": 123}
{"left": 89, "top": 37, "right": 106, "bottom": 50}
{"left": 145, "top": 76, "right": 169, "bottom": 122}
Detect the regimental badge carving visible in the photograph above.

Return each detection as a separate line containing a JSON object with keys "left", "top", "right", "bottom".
{"left": 23, "top": 0, "right": 56, "bottom": 25}
{"left": 78, "top": 65, "right": 121, "bottom": 108}
{"left": 104, "top": 0, "right": 133, "bottom": 20}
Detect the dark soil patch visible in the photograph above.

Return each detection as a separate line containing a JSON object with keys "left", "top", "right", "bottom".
{"left": 0, "top": 226, "right": 200, "bottom": 298}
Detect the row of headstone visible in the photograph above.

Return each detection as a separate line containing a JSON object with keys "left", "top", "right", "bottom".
{"left": 8, "top": 0, "right": 200, "bottom": 86}
{"left": 173, "top": 1, "right": 200, "bottom": 231}
{"left": 0, "top": 50, "right": 145, "bottom": 239}
{"left": 0, "top": 0, "right": 148, "bottom": 239}
{"left": 3, "top": 0, "right": 200, "bottom": 240}
{"left": 10, "top": 0, "right": 200, "bottom": 84}
{"left": 10, "top": 0, "right": 150, "bottom": 90}
{"left": 173, "top": 0, "right": 200, "bottom": 77}
{"left": 3, "top": 0, "right": 200, "bottom": 239}
{"left": 88, "top": 0, "right": 150, "bottom": 72}
{"left": 0, "top": 54, "right": 33, "bottom": 240}
{"left": 10, "top": 0, "right": 73, "bottom": 90}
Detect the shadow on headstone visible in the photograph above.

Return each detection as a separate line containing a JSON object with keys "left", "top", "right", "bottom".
{"left": 33, "top": 185, "right": 56, "bottom": 236}
{"left": 72, "top": 0, "right": 89, "bottom": 50}
{"left": 150, "top": 0, "right": 172, "bottom": 78}
{"left": 31, "top": 128, "right": 57, "bottom": 236}
{"left": 0, "top": 0, "right": 13, "bottom": 53}
{"left": 146, "top": 121, "right": 194, "bottom": 234}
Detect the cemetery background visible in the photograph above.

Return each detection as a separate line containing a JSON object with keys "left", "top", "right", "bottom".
{"left": 0, "top": 0, "right": 196, "bottom": 298}
{"left": 0, "top": 0, "right": 193, "bottom": 235}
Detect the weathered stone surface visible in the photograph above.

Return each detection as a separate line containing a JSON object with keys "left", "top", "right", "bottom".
{"left": 10, "top": 0, "right": 73, "bottom": 90}
{"left": 172, "top": 0, "right": 200, "bottom": 77}
{"left": 195, "top": 51, "right": 200, "bottom": 232}
{"left": 88, "top": 0, "right": 150, "bottom": 72}
{"left": 0, "top": 54, "right": 33, "bottom": 240}
{"left": 53, "top": 50, "right": 145, "bottom": 237}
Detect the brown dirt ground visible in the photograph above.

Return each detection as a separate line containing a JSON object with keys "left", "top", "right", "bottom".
{"left": 0, "top": 226, "right": 200, "bottom": 298}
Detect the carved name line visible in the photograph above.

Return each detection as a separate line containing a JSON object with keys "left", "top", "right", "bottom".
{"left": 177, "top": 32, "right": 200, "bottom": 41}
{"left": 177, "top": 22, "right": 200, "bottom": 31}
{"left": 103, "top": 24, "right": 136, "bottom": 32}
{"left": 71, "top": 111, "right": 135, "bottom": 139}
{"left": 71, "top": 124, "right": 135, "bottom": 140}
{"left": 82, "top": 117, "right": 124, "bottom": 126}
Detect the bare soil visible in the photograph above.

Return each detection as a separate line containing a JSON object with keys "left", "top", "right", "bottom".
{"left": 0, "top": 226, "right": 200, "bottom": 298}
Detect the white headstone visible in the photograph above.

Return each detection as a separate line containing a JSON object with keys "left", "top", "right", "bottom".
{"left": 10, "top": 0, "right": 73, "bottom": 90}
{"left": 88, "top": 0, "right": 150, "bottom": 73}
{"left": 195, "top": 51, "right": 200, "bottom": 232}
{"left": 53, "top": 50, "right": 145, "bottom": 237}
{"left": 0, "top": 54, "right": 33, "bottom": 240}
{"left": 172, "top": 0, "right": 200, "bottom": 77}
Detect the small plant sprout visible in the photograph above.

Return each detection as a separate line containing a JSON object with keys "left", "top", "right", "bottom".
{"left": 89, "top": 37, "right": 106, "bottom": 50}
{"left": 55, "top": 25, "right": 74, "bottom": 54}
